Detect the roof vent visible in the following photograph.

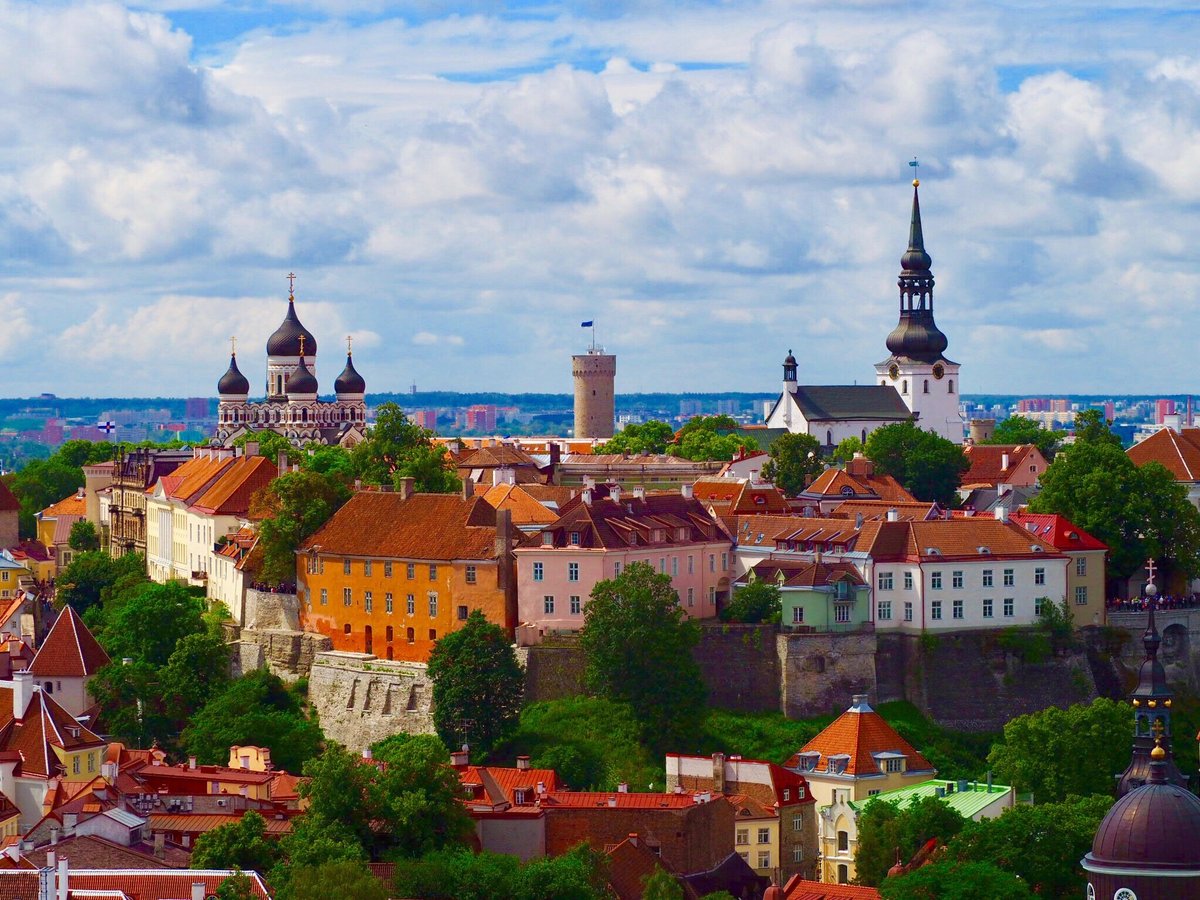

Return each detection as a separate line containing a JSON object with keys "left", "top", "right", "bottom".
{"left": 1031, "top": 545, "right": 1044, "bottom": 552}
{"left": 925, "top": 548, "right": 940, "bottom": 556}
{"left": 977, "top": 546, "right": 990, "bottom": 554}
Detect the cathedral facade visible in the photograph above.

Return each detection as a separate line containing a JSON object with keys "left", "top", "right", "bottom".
{"left": 214, "top": 288, "right": 367, "bottom": 448}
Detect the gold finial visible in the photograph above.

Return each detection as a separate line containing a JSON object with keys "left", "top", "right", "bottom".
{"left": 1152, "top": 736, "right": 1166, "bottom": 761}
{"left": 912, "top": 178, "right": 920, "bottom": 187}
{"left": 298, "top": 335, "right": 306, "bottom": 356}
{"left": 1133, "top": 698, "right": 1141, "bottom": 707}
{"left": 1149, "top": 700, "right": 1157, "bottom": 708}
{"left": 287, "top": 272, "right": 296, "bottom": 298}
{"left": 230, "top": 336, "right": 237, "bottom": 357}
{"left": 347, "top": 334, "right": 353, "bottom": 356}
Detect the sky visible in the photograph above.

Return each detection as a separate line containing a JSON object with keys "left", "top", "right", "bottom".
{"left": 5, "top": 1, "right": 1200, "bottom": 398}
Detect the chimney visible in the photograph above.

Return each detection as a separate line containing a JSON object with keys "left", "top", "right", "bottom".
{"left": 618, "top": 782, "right": 629, "bottom": 793}
{"left": 712, "top": 752, "right": 726, "bottom": 794}
{"left": 1001, "top": 452, "right": 1010, "bottom": 472}
{"left": 56, "top": 856, "right": 68, "bottom": 900}
{"left": 154, "top": 832, "right": 165, "bottom": 860}
{"left": 192, "top": 883, "right": 206, "bottom": 900}
{"left": 188, "top": 756, "right": 197, "bottom": 770}
{"left": 536, "top": 781, "right": 546, "bottom": 796}
{"left": 607, "top": 796, "right": 617, "bottom": 807}
{"left": 610, "top": 485, "right": 621, "bottom": 504}
{"left": 681, "top": 484, "right": 693, "bottom": 500}
{"left": 462, "top": 476, "right": 475, "bottom": 500}
{"left": 244, "top": 441, "right": 259, "bottom": 458}
{"left": 12, "top": 670, "right": 32, "bottom": 719}
{"left": 627, "top": 833, "right": 638, "bottom": 847}
{"left": 632, "top": 486, "right": 645, "bottom": 500}
{"left": 855, "top": 513, "right": 864, "bottom": 529}
{"left": 276, "top": 450, "right": 289, "bottom": 473}
{"left": 398, "top": 477, "right": 415, "bottom": 500}
{"left": 362, "top": 748, "right": 373, "bottom": 761}
{"left": 50, "top": 826, "right": 59, "bottom": 845}
{"left": 581, "top": 489, "right": 593, "bottom": 506}
{"left": 886, "top": 508, "right": 899, "bottom": 523}
{"left": 516, "top": 755, "right": 530, "bottom": 771}
{"left": 994, "top": 506, "right": 1009, "bottom": 523}
{"left": 450, "top": 745, "right": 469, "bottom": 767}
{"left": 46, "top": 850, "right": 55, "bottom": 871}
{"left": 63, "top": 814, "right": 76, "bottom": 833}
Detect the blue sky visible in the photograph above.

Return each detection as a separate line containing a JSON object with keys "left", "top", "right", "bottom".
{"left": 4, "top": 0, "right": 1200, "bottom": 397}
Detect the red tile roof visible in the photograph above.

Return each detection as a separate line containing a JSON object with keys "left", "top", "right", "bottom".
{"left": 830, "top": 500, "right": 939, "bottom": 522}
{"left": 0, "top": 685, "right": 105, "bottom": 779}
{"left": 784, "top": 876, "right": 882, "bottom": 899}
{"left": 788, "top": 698, "right": 933, "bottom": 778}
{"left": 30, "top": 606, "right": 110, "bottom": 679}
{"left": 541, "top": 791, "right": 715, "bottom": 809}
{"left": 0, "top": 482, "right": 18, "bottom": 514}
{"left": 862, "top": 518, "right": 1062, "bottom": 562}
{"left": 1128, "top": 427, "right": 1200, "bottom": 482}
{"left": 529, "top": 492, "right": 729, "bottom": 551}
{"left": 960, "top": 444, "right": 1046, "bottom": 488}
{"left": 606, "top": 837, "right": 697, "bottom": 900}
{"left": 0, "top": 868, "right": 271, "bottom": 898}
{"left": 741, "top": 560, "right": 866, "bottom": 589}
{"left": 479, "top": 484, "right": 561, "bottom": 527}
{"left": 301, "top": 492, "right": 505, "bottom": 561}
{"left": 148, "top": 811, "right": 294, "bottom": 836}
{"left": 1008, "top": 512, "right": 1108, "bottom": 553}
{"left": 189, "top": 456, "right": 277, "bottom": 517}
{"left": 459, "top": 765, "right": 559, "bottom": 804}
{"left": 39, "top": 493, "right": 86, "bottom": 519}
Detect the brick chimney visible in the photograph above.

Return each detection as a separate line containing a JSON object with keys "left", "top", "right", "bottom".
{"left": 461, "top": 476, "right": 475, "bottom": 501}
{"left": 516, "top": 756, "right": 530, "bottom": 771}
{"left": 712, "top": 752, "right": 726, "bottom": 794}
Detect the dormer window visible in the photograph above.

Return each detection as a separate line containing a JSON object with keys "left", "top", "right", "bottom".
{"left": 542, "top": 533, "right": 554, "bottom": 546}
{"left": 569, "top": 531, "right": 581, "bottom": 546}
{"left": 514, "top": 789, "right": 527, "bottom": 805}
{"left": 796, "top": 752, "right": 820, "bottom": 772}
{"left": 677, "top": 527, "right": 689, "bottom": 540}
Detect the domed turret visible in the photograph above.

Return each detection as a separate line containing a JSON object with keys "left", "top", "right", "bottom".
{"left": 217, "top": 350, "right": 250, "bottom": 397}
{"left": 782, "top": 349, "right": 798, "bottom": 388}
{"left": 267, "top": 293, "right": 318, "bottom": 358}
{"left": 286, "top": 355, "right": 318, "bottom": 396}
{"left": 884, "top": 180, "right": 948, "bottom": 364}
{"left": 334, "top": 338, "right": 366, "bottom": 396}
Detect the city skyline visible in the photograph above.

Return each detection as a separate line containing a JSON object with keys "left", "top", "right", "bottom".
{"left": 5, "top": 1, "right": 1200, "bottom": 396}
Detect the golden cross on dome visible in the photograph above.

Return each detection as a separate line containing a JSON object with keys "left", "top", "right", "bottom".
{"left": 287, "top": 272, "right": 296, "bottom": 296}
{"left": 298, "top": 335, "right": 306, "bottom": 356}
{"left": 347, "top": 335, "right": 353, "bottom": 355}
{"left": 230, "top": 336, "right": 236, "bottom": 356}
{"left": 1152, "top": 718, "right": 1165, "bottom": 739}
{"left": 1146, "top": 558, "right": 1158, "bottom": 585}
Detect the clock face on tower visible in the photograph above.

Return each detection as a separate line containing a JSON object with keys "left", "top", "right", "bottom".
{"left": 932, "top": 364, "right": 945, "bottom": 380}
{"left": 1114, "top": 889, "right": 1137, "bottom": 900}
{"left": 889, "top": 365, "right": 900, "bottom": 381}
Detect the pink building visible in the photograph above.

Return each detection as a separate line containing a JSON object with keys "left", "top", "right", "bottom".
{"left": 413, "top": 409, "right": 438, "bottom": 430}
{"left": 1156, "top": 399, "right": 1177, "bottom": 425}
{"left": 514, "top": 486, "right": 733, "bottom": 645}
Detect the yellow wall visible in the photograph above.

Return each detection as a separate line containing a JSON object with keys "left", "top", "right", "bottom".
{"left": 734, "top": 815, "right": 778, "bottom": 876}
{"left": 1067, "top": 549, "right": 1106, "bottom": 626}
{"left": 53, "top": 745, "right": 104, "bottom": 780}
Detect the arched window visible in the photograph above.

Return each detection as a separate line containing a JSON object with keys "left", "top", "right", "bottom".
{"left": 386, "top": 626, "right": 394, "bottom": 643}
{"left": 901, "top": 379, "right": 908, "bottom": 395}
{"left": 343, "top": 623, "right": 351, "bottom": 635}
{"left": 861, "top": 428, "right": 867, "bottom": 443}
{"left": 949, "top": 379, "right": 955, "bottom": 394}
{"left": 826, "top": 430, "right": 833, "bottom": 446}
{"left": 923, "top": 379, "right": 929, "bottom": 394}
{"left": 406, "top": 627, "right": 415, "bottom": 644}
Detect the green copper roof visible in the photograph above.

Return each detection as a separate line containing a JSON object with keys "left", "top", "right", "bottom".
{"left": 849, "top": 778, "right": 1013, "bottom": 821}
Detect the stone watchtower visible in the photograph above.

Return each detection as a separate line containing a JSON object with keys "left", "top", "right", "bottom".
{"left": 573, "top": 348, "right": 616, "bottom": 439}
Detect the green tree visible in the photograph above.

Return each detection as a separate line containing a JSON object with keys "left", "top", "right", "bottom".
{"left": 642, "top": 867, "right": 685, "bottom": 900}
{"left": 720, "top": 580, "right": 781, "bottom": 624}
{"left": 233, "top": 430, "right": 299, "bottom": 465}
{"left": 251, "top": 469, "right": 352, "bottom": 586}
{"left": 55, "top": 439, "right": 120, "bottom": 467}
{"left": 57, "top": 551, "right": 146, "bottom": 615}
{"left": 181, "top": 670, "right": 323, "bottom": 773}
{"left": 832, "top": 436, "right": 864, "bottom": 465}
{"left": 855, "top": 794, "right": 967, "bottom": 887}
{"left": 580, "top": 562, "right": 706, "bottom": 753}
{"left": 427, "top": 610, "right": 524, "bottom": 758}
{"left": 879, "top": 860, "right": 1034, "bottom": 899}
{"left": 1030, "top": 443, "right": 1200, "bottom": 583}
{"left": 352, "top": 402, "right": 459, "bottom": 493}
{"left": 761, "top": 432, "right": 824, "bottom": 495}
{"left": 1073, "top": 408, "right": 1122, "bottom": 448}
{"left": 984, "top": 417, "right": 1061, "bottom": 460}
{"left": 285, "top": 860, "right": 388, "bottom": 900}
{"left": 97, "top": 581, "right": 206, "bottom": 668}
{"left": 946, "top": 794, "right": 1113, "bottom": 899}
{"left": 301, "top": 444, "right": 356, "bottom": 478}
{"left": 190, "top": 811, "right": 279, "bottom": 873}
{"left": 865, "top": 421, "right": 970, "bottom": 507}
{"left": 987, "top": 699, "right": 1130, "bottom": 803}
{"left": 213, "top": 872, "right": 258, "bottom": 900}
{"left": 67, "top": 519, "right": 100, "bottom": 551}
{"left": 595, "top": 420, "right": 674, "bottom": 455}
{"left": 670, "top": 416, "right": 751, "bottom": 462}
{"left": 11, "top": 458, "right": 84, "bottom": 536}
{"left": 159, "top": 630, "right": 232, "bottom": 714}
{"left": 391, "top": 845, "right": 608, "bottom": 900}
{"left": 87, "top": 658, "right": 172, "bottom": 747}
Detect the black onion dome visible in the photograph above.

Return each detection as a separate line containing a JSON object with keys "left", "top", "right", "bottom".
{"left": 334, "top": 353, "right": 366, "bottom": 395}
{"left": 217, "top": 354, "right": 250, "bottom": 396}
{"left": 1089, "top": 762, "right": 1200, "bottom": 871}
{"left": 885, "top": 316, "right": 949, "bottom": 361}
{"left": 784, "top": 350, "right": 797, "bottom": 366}
{"left": 286, "top": 357, "right": 318, "bottom": 394}
{"left": 267, "top": 297, "right": 318, "bottom": 357}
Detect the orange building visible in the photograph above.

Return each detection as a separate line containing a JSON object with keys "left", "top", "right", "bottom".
{"left": 297, "top": 481, "right": 517, "bottom": 662}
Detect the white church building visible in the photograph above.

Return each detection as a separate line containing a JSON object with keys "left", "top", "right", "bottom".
{"left": 766, "top": 180, "right": 964, "bottom": 445}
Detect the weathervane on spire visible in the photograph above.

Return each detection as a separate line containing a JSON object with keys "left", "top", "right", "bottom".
{"left": 287, "top": 272, "right": 296, "bottom": 297}
{"left": 909, "top": 156, "right": 920, "bottom": 187}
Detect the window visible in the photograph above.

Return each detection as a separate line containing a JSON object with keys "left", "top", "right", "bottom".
{"left": 670, "top": 557, "right": 678, "bottom": 577}
{"left": 429, "top": 629, "right": 437, "bottom": 641}
{"left": 931, "top": 600, "right": 942, "bottom": 620}
{"left": 384, "top": 562, "right": 393, "bottom": 578}
{"left": 1003, "top": 598, "right": 1014, "bottom": 617}
{"left": 878, "top": 600, "right": 892, "bottom": 620}
{"left": 614, "top": 562, "right": 622, "bottom": 577}
{"left": 923, "top": 379, "right": 929, "bottom": 393}
{"left": 835, "top": 605, "right": 851, "bottom": 624}
{"left": 710, "top": 554, "right": 716, "bottom": 573}
{"left": 1035, "top": 566, "right": 1045, "bottom": 586}
{"left": 952, "top": 571, "right": 963, "bottom": 589}
{"left": 885, "top": 757, "right": 904, "bottom": 773}
{"left": 386, "top": 625, "right": 393, "bottom": 642}
{"left": 792, "top": 814, "right": 803, "bottom": 831}
{"left": 901, "top": 379, "right": 907, "bottom": 395}
{"left": 687, "top": 556, "right": 694, "bottom": 575}
{"left": 544, "top": 595, "right": 555, "bottom": 614}
{"left": 982, "top": 569, "right": 993, "bottom": 587}
{"left": 837, "top": 831, "right": 849, "bottom": 853}
{"left": 783, "top": 789, "right": 790, "bottom": 802}
{"left": 758, "top": 850, "right": 771, "bottom": 869}
{"left": 792, "top": 845, "right": 803, "bottom": 863}
{"left": 1076, "top": 557, "right": 1087, "bottom": 577}
{"left": 533, "top": 562, "right": 544, "bottom": 582}
{"left": 364, "top": 560, "right": 373, "bottom": 577}
{"left": 73, "top": 756, "right": 80, "bottom": 775}
{"left": 904, "top": 571, "right": 913, "bottom": 590}
{"left": 722, "top": 552, "right": 728, "bottom": 571}
{"left": 466, "top": 565, "right": 476, "bottom": 584}
{"left": 983, "top": 598, "right": 993, "bottom": 618}
{"left": 364, "top": 591, "right": 373, "bottom": 613}
{"left": 429, "top": 564, "right": 438, "bottom": 581}
{"left": 949, "top": 378, "right": 955, "bottom": 393}
{"left": 659, "top": 558, "right": 666, "bottom": 574}
{"left": 343, "top": 558, "right": 351, "bottom": 575}
{"left": 953, "top": 599, "right": 963, "bottom": 619}
{"left": 406, "top": 627, "right": 415, "bottom": 643}
{"left": 568, "top": 562, "right": 579, "bottom": 582}
{"left": 428, "top": 593, "right": 438, "bottom": 617}
{"left": 344, "top": 623, "right": 351, "bottom": 635}
{"left": 757, "top": 827, "right": 770, "bottom": 844}
{"left": 792, "top": 607, "right": 804, "bottom": 624}
{"left": 320, "top": 588, "right": 327, "bottom": 606}
{"left": 385, "top": 593, "right": 394, "bottom": 613}
{"left": 407, "top": 563, "right": 415, "bottom": 579}
{"left": 904, "top": 601, "right": 913, "bottom": 622}
{"left": 569, "top": 531, "right": 580, "bottom": 545}
{"left": 570, "top": 595, "right": 581, "bottom": 615}
{"left": 878, "top": 572, "right": 893, "bottom": 590}
{"left": 687, "top": 587, "right": 694, "bottom": 607}
{"left": 736, "top": 829, "right": 749, "bottom": 846}
{"left": 868, "top": 789, "right": 880, "bottom": 796}
{"left": 457, "top": 605, "right": 468, "bottom": 621}
{"left": 931, "top": 571, "right": 942, "bottom": 590}
{"left": 1076, "top": 585, "right": 1088, "bottom": 605}
{"left": 343, "top": 588, "right": 352, "bottom": 607}
{"left": 1003, "top": 568, "right": 1014, "bottom": 587}
{"left": 407, "top": 594, "right": 415, "bottom": 615}
{"left": 87, "top": 753, "right": 95, "bottom": 773}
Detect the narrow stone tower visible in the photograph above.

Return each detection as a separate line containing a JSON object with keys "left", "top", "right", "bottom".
{"left": 573, "top": 348, "right": 616, "bottom": 439}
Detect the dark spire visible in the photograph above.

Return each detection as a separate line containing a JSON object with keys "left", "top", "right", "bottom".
{"left": 217, "top": 340, "right": 250, "bottom": 396}
{"left": 286, "top": 338, "right": 318, "bottom": 395}
{"left": 884, "top": 179, "right": 948, "bottom": 364}
{"left": 782, "top": 349, "right": 797, "bottom": 383}
{"left": 267, "top": 286, "right": 318, "bottom": 358}
{"left": 1117, "top": 574, "right": 1188, "bottom": 796}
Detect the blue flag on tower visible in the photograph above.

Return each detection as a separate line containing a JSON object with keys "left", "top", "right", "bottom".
{"left": 909, "top": 158, "right": 919, "bottom": 167}
{"left": 581, "top": 321, "right": 593, "bottom": 328}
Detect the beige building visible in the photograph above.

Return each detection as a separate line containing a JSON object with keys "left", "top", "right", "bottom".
{"left": 572, "top": 348, "right": 615, "bottom": 439}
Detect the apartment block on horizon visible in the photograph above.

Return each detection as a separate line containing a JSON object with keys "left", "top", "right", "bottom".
{"left": 297, "top": 482, "right": 517, "bottom": 662}
{"left": 514, "top": 486, "right": 733, "bottom": 644}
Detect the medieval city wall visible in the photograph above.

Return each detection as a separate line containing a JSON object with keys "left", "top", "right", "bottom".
{"left": 307, "top": 651, "right": 435, "bottom": 752}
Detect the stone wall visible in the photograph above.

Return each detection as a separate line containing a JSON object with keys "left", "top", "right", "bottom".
{"left": 227, "top": 590, "right": 330, "bottom": 682}
{"left": 244, "top": 589, "right": 301, "bottom": 631}
{"left": 777, "top": 629, "right": 878, "bottom": 719}
{"left": 520, "top": 639, "right": 587, "bottom": 703}
{"left": 694, "top": 624, "right": 779, "bottom": 712}
{"left": 308, "top": 651, "right": 435, "bottom": 752}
